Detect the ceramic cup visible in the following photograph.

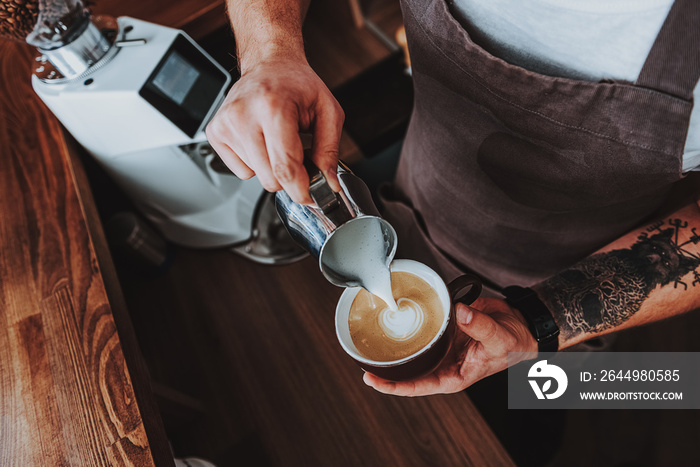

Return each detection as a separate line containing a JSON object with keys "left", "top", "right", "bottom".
{"left": 335, "top": 259, "right": 482, "bottom": 381}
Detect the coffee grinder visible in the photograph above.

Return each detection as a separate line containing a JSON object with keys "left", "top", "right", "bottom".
{"left": 21, "top": 0, "right": 302, "bottom": 261}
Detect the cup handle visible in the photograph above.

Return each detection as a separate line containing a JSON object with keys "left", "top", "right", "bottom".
{"left": 447, "top": 274, "right": 482, "bottom": 306}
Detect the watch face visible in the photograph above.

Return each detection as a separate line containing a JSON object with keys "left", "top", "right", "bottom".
{"left": 504, "top": 286, "right": 559, "bottom": 351}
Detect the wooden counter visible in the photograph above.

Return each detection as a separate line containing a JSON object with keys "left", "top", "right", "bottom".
{"left": 0, "top": 41, "right": 173, "bottom": 466}
{"left": 120, "top": 247, "right": 516, "bottom": 466}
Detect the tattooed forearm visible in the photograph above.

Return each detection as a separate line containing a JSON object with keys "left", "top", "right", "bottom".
{"left": 536, "top": 219, "right": 700, "bottom": 339}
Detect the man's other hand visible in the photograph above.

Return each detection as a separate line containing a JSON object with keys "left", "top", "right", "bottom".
{"left": 364, "top": 297, "right": 538, "bottom": 396}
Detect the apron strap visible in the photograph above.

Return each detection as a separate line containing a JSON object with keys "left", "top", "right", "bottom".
{"left": 636, "top": 0, "right": 700, "bottom": 100}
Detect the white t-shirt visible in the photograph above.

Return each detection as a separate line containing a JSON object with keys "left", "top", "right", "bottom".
{"left": 449, "top": 0, "right": 700, "bottom": 171}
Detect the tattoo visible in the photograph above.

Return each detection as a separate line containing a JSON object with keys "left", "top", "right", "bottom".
{"left": 539, "top": 219, "right": 700, "bottom": 338}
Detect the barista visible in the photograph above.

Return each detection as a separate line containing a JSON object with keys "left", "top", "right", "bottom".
{"left": 206, "top": 0, "right": 700, "bottom": 396}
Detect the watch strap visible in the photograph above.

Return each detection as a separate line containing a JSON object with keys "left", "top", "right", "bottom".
{"left": 502, "top": 286, "right": 559, "bottom": 353}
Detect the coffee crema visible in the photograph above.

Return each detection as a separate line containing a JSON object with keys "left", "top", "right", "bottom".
{"left": 348, "top": 271, "right": 444, "bottom": 362}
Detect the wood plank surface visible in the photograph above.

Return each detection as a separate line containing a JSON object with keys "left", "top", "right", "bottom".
{"left": 303, "top": 7, "right": 391, "bottom": 90}
{"left": 93, "top": 0, "right": 228, "bottom": 40}
{"left": 93, "top": 0, "right": 392, "bottom": 90}
{"left": 362, "top": 0, "right": 405, "bottom": 38}
{"left": 0, "top": 41, "right": 172, "bottom": 467}
{"left": 119, "top": 247, "right": 515, "bottom": 466}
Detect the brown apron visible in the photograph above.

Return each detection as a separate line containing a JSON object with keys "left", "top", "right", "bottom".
{"left": 382, "top": 0, "right": 700, "bottom": 290}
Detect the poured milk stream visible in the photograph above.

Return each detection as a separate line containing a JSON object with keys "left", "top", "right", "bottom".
{"left": 322, "top": 218, "right": 398, "bottom": 311}
{"left": 324, "top": 218, "right": 432, "bottom": 342}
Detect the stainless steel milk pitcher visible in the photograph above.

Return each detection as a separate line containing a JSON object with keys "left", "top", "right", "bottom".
{"left": 275, "top": 161, "right": 397, "bottom": 288}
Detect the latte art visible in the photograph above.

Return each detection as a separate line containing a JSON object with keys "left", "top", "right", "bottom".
{"left": 349, "top": 271, "right": 444, "bottom": 361}
{"left": 378, "top": 298, "right": 425, "bottom": 341}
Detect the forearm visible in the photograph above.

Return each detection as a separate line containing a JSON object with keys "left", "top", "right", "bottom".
{"left": 533, "top": 201, "right": 700, "bottom": 349}
{"left": 226, "top": 0, "right": 310, "bottom": 72}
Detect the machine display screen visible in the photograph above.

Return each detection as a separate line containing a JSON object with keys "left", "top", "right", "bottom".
{"left": 140, "top": 34, "right": 229, "bottom": 138}
{"left": 152, "top": 52, "right": 200, "bottom": 105}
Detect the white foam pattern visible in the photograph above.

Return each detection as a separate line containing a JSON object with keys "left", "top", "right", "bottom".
{"left": 378, "top": 298, "right": 425, "bottom": 341}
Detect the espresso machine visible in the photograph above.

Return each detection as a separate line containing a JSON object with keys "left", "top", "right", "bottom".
{"left": 25, "top": 0, "right": 303, "bottom": 262}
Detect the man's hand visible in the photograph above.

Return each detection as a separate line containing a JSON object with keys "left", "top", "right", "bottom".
{"left": 363, "top": 297, "right": 538, "bottom": 396}
{"left": 206, "top": 58, "right": 344, "bottom": 205}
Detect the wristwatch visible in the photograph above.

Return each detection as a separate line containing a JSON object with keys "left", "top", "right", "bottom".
{"left": 502, "top": 286, "right": 559, "bottom": 353}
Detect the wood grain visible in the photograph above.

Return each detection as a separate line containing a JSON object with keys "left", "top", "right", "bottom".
{"left": 0, "top": 41, "right": 172, "bottom": 466}
{"left": 93, "top": 0, "right": 228, "bottom": 40}
{"left": 362, "top": 0, "right": 405, "bottom": 38}
{"left": 120, "top": 247, "right": 515, "bottom": 466}
{"left": 93, "top": 0, "right": 393, "bottom": 91}
{"left": 304, "top": 0, "right": 391, "bottom": 90}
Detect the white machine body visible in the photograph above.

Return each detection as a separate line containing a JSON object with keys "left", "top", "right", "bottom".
{"left": 32, "top": 17, "right": 264, "bottom": 248}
